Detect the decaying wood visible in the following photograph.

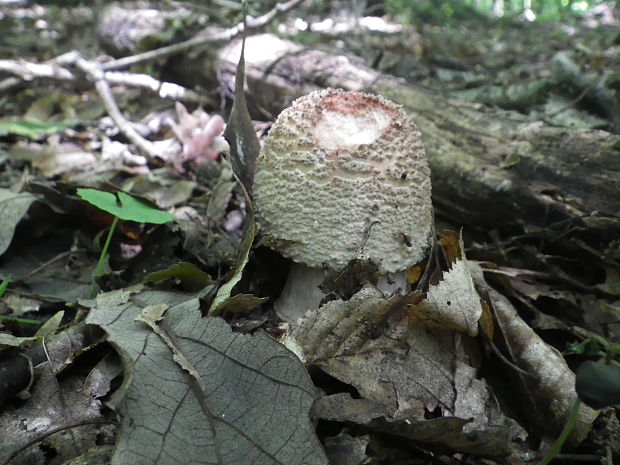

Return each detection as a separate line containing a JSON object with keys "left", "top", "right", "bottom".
{"left": 214, "top": 34, "right": 620, "bottom": 241}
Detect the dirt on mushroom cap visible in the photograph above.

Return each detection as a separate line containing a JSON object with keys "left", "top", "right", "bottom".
{"left": 253, "top": 88, "right": 433, "bottom": 273}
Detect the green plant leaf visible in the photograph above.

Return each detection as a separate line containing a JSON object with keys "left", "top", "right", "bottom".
{"left": 0, "top": 118, "right": 77, "bottom": 139}
{"left": 0, "top": 277, "right": 10, "bottom": 298}
{"left": 77, "top": 188, "right": 175, "bottom": 224}
{"left": 34, "top": 310, "right": 64, "bottom": 338}
{"left": 0, "top": 332, "right": 40, "bottom": 348}
{"left": 569, "top": 336, "right": 607, "bottom": 356}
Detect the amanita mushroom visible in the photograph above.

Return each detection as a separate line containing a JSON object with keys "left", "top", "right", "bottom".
{"left": 253, "top": 88, "right": 433, "bottom": 322}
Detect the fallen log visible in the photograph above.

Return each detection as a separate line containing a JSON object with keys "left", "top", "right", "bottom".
{"left": 214, "top": 34, "right": 619, "bottom": 244}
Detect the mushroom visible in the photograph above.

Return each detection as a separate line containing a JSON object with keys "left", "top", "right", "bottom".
{"left": 253, "top": 88, "right": 433, "bottom": 323}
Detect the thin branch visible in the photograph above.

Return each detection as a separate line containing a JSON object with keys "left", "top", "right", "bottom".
{"left": 69, "top": 52, "right": 158, "bottom": 158}
{"left": 101, "top": 0, "right": 308, "bottom": 72}
{"left": 0, "top": 0, "right": 307, "bottom": 96}
{"left": 103, "top": 71, "right": 210, "bottom": 104}
{"left": 0, "top": 55, "right": 208, "bottom": 104}
{"left": 0, "top": 59, "right": 75, "bottom": 81}
{"left": 28, "top": 249, "right": 89, "bottom": 278}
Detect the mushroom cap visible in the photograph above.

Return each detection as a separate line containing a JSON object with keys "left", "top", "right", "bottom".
{"left": 253, "top": 88, "right": 433, "bottom": 273}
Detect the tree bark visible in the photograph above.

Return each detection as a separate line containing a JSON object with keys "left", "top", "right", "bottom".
{"left": 215, "top": 34, "right": 620, "bottom": 242}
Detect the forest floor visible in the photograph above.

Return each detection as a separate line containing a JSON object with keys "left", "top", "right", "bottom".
{"left": 0, "top": 2, "right": 619, "bottom": 465}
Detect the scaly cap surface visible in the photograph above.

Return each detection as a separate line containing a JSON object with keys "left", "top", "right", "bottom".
{"left": 253, "top": 88, "right": 433, "bottom": 273}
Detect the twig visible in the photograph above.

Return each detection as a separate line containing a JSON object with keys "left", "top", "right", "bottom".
{"left": 27, "top": 249, "right": 89, "bottom": 278}
{"left": 101, "top": 0, "right": 308, "bottom": 72}
{"left": 103, "top": 71, "right": 208, "bottom": 104}
{"left": 0, "top": 55, "right": 208, "bottom": 104}
{"left": 58, "top": 51, "right": 158, "bottom": 158}
{"left": 0, "top": 59, "right": 75, "bottom": 81}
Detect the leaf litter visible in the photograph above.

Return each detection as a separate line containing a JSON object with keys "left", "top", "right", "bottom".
{"left": 281, "top": 234, "right": 526, "bottom": 456}
{"left": 1, "top": 2, "right": 618, "bottom": 464}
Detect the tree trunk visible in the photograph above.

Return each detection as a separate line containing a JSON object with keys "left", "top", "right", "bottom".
{"left": 215, "top": 34, "right": 620, "bottom": 243}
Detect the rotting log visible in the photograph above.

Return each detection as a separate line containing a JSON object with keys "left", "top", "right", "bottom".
{"left": 213, "top": 34, "right": 620, "bottom": 242}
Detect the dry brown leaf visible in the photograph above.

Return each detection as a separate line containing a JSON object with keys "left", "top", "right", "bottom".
{"left": 409, "top": 231, "right": 483, "bottom": 336}
{"left": 282, "top": 284, "right": 399, "bottom": 363}
{"left": 470, "top": 263, "right": 598, "bottom": 445}
{"left": 282, "top": 284, "right": 524, "bottom": 456}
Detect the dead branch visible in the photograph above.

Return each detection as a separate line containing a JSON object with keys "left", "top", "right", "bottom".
{"left": 101, "top": 0, "right": 308, "bottom": 72}
{"left": 214, "top": 34, "right": 620, "bottom": 240}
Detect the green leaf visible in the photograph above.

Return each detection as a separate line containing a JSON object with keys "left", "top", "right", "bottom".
{"left": 223, "top": 0, "right": 260, "bottom": 192}
{"left": 569, "top": 336, "right": 607, "bottom": 356}
{"left": 77, "top": 188, "right": 175, "bottom": 224}
{"left": 210, "top": 293, "right": 268, "bottom": 314}
{"left": 0, "top": 118, "right": 77, "bottom": 139}
{"left": 0, "top": 332, "right": 39, "bottom": 348}
{"left": 0, "top": 310, "right": 63, "bottom": 348}
{"left": 0, "top": 277, "right": 10, "bottom": 298}
{"left": 34, "top": 310, "right": 64, "bottom": 338}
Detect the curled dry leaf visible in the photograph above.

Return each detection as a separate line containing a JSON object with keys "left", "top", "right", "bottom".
{"left": 409, "top": 231, "right": 483, "bottom": 336}
{"left": 223, "top": 25, "right": 261, "bottom": 192}
{"left": 282, "top": 284, "right": 401, "bottom": 363}
{"left": 470, "top": 262, "right": 598, "bottom": 445}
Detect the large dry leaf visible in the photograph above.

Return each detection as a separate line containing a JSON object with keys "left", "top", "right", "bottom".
{"left": 87, "top": 287, "right": 327, "bottom": 465}
{"left": 470, "top": 263, "right": 598, "bottom": 445}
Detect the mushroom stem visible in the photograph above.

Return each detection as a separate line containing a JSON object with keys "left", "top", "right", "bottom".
{"left": 274, "top": 263, "right": 411, "bottom": 326}
{"left": 274, "top": 263, "right": 325, "bottom": 325}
